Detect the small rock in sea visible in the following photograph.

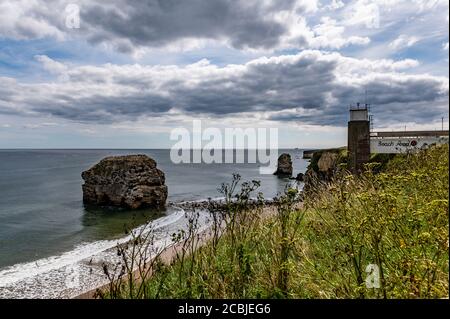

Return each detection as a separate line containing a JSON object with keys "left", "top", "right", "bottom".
{"left": 81, "top": 155, "right": 168, "bottom": 209}
{"left": 274, "top": 153, "right": 293, "bottom": 177}
{"left": 295, "top": 173, "right": 304, "bottom": 182}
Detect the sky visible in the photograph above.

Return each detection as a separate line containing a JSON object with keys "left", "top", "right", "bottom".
{"left": 0, "top": 0, "right": 448, "bottom": 149}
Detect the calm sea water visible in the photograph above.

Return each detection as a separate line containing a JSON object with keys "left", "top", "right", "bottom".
{"left": 0, "top": 149, "right": 308, "bottom": 297}
{"left": 0, "top": 149, "right": 308, "bottom": 269}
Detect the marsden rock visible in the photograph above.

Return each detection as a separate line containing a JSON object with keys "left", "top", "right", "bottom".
{"left": 274, "top": 153, "right": 293, "bottom": 177}
{"left": 81, "top": 155, "right": 168, "bottom": 209}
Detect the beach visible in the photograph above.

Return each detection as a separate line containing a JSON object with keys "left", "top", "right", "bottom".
{"left": 75, "top": 201, "right": 296, "bottom": 299}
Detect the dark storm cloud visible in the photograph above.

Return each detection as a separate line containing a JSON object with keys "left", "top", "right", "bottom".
{"left": 268, "top": 74, "right": 449, "bottom": 126}
{"left": 32, "top": 92, "right": 173, "bottom": 123}
{"left": 1, "top": 0, "right": 317, "bottom": 52}
{"left": 332, "top": 76, "right": 447, "bottom": 106}
{"left": 80, "top": 0, "right": 293, "bottom": 51}
{"left": 171, "top": 55, "right": 337, "bottom": 114}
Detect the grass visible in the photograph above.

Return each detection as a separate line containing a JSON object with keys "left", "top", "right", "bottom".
{"left": 98, "top": 144, "right": 449, "bottom": 299}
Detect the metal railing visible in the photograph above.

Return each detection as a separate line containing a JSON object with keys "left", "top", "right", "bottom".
{"left": 370, "top": 130, "right": 449, "bottom": 138}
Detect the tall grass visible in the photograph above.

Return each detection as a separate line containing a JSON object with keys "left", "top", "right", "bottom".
{"left": 99, "top": 145, "right": 448, "bottom": 299}
{"left": 300, "top": 144, "right": 448, "bottom": 298}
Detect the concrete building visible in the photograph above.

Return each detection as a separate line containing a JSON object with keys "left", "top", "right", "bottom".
{"left": 348, "top": 104, "right": 370, "bottom": 172}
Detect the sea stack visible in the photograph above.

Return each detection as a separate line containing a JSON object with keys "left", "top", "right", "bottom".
{"left": 81, "top": 155, "right": 168, "bottom": 209}
{"left": 274, "top": 153, "right": 293, "bottom": 177}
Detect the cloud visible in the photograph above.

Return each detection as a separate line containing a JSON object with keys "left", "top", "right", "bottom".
{"left": 79, "top": 0, "right": 293, "bottom": 52}
{"left": 2, "top": 0, "right": 447, "bottom": 58}
{"left": 22, "top": 122, "right": 59, "bottom": 129}
{"left": 389, "top": 35, "right": 420, "bottom": 50}
{"left": 344, "top": 0, "right": 381, "bottom": 29}
{"left": 306, "top": 17, "right": 370, "bottom": 49}
{"left": 0, "top": 0, "right": 370, "bottom": 53}
{"left": 35, "top": 55, "right": 68, "bottom": 74}
{"left": 323, "top": 0, "right": 345, "bottom": 11}
{"left": 0, "top": 0, "right": 64, "bottom": 40}
{"left": 0, "top": 51, "right": 447, "bottom": 127}
{"left": 0, "top": 0, "right": 303, "bottom": 52}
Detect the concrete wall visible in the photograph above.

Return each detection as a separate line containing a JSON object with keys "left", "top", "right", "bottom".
{"left": 348, "top": 120, "right": 370, "bottom": 172}
{"left": 350, "top": 109, "right": 368, "bottom": 121}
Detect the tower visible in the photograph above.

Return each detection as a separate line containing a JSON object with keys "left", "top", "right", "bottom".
{"left": 348, "top": 103, "right": 370, "bottom": 173}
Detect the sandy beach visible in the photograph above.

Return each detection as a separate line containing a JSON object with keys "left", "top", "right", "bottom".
{"left": 75, "top": 202, "right": 292, "bottom": 299}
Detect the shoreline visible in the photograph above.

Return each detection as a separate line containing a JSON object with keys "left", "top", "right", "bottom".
{"left": 0, "top": 208, "right": 188, "bottom": 299}
{"left": 74, "top": 200, "right": 292, "bottom": 299}
{"left": 0, "top": 196, "right": 297, "bottom": 299}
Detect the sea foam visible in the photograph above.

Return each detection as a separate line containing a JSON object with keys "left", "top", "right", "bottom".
{"left": 0, "top": 208, "right": 201, "bottom": 299}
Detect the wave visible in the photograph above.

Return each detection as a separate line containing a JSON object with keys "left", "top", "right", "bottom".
{"left": 0, "top": 207, "right": 193, "bottom": 299}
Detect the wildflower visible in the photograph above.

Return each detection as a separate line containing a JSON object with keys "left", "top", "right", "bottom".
{"left": 418, "top": 232, "right": 431, "bottom": 243}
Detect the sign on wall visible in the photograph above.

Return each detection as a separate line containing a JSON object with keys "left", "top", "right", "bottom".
{"left": 370, "top": 136, "right": 449, "bottom": 154}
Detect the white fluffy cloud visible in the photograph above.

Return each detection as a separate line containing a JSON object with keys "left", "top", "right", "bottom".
{"left": 344, "top": 0, "right": 382, "bottom": 28}
{"left": 0, "top": 0, "right": 64, "bottom": 40}
{"left": 389, "top": 35, "right": 421, "bottom": 50}
{"left": 309, "top": 17, "right": 370, "bottom": 48}
{"left": 34, "top": 55, "right": 68, "bottom": 74}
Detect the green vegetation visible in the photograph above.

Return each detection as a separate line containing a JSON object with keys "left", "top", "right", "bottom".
{"left": 99, "top": 145, "right": 449, "bottom": 299}
{"left": 300, "top": 145, "right": 448, "bottom": 298}
{"left": 368, "top": 152, "right": 397, "bottom": 172}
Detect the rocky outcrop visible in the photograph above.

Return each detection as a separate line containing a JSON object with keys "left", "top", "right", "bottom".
{"left": 302, "top": 148, "right": 348, "bottom": 194}
{"left": 81, "top": 155, "right": 168, "bottom": 209}
{"left": 317, "top": 152, "right": 339, "bottom": 174}
{"left": 295, "top": 172, "right": 304, "bottom": 182}
{"left": 171, "top": 198, "right": 275, "bottom": 212}
{"left": 274, "top": 153, "right": 293, "bottom": 177}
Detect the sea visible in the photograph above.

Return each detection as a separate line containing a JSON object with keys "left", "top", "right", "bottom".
{"left": 0, "top": 149, "right": 309, "bottom": 298}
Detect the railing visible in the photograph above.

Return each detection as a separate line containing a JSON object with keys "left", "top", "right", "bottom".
{"left": 370, "top": 130, "right": 449, "bottom": 138}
